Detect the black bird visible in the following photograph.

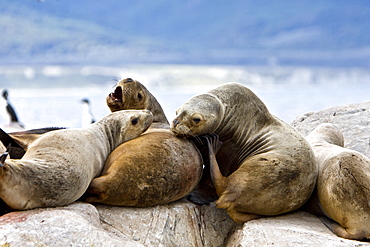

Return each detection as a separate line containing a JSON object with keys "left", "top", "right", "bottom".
{"left": 81, "top": 98, "right": 96, "bottom": 127}
{"left": 1, "top": 89, "right": 24, "bottom": 131}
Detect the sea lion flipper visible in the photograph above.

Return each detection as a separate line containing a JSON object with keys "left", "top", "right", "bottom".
{"left": 225, "top": 208, "right": 262, "bottom": 224}
{"left": 0, "top": 144, "right": 10, "bottom": 166}
{"left": 186, "top": 134, "right": 222, "bottom": 205}
{"left": 320, "top": 216, "right": 366, "bottom": 240}
{"left": 203, "top": 134, "right": 227, "bottom": 196}
{"left": 0, "top": 128, "right": 22, "bottom": 149}
{"left": 0, "top": 128, "right": 26, "bottom": 159}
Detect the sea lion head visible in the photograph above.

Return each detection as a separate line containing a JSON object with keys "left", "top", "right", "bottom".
{"left": 306, "top": 123, "right": 344, "bottom": 147}
{"left": 171, "top": 93, "right": 225, "bottom": 137}
{"left": 105, "top": 109, "right": 153, "bottom": 143}
{"left": 107, "top": 78, "right": 149, "bottom": 112}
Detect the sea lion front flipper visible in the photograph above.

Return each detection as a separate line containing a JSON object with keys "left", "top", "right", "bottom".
{"left": 0, "top": 128, "right": 25, "bottom": 159}
{"left": 187, "top": 176, "right": 218, "bottom": 205}
{"left": 320, "top": 216, "right": 366, "bottom": 240}
{"left": 187, "top": 135, "right": 219, "bottom": 204}
{"left": 203, "top": 134, "right": 227, "bottom": 196}
{"left": 0, "top": 144, "right": 10, "bottom": 166}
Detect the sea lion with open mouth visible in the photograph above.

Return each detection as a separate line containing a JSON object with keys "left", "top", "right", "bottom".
{"left": 85, "top": 78, "right": 203, "bottom": 207}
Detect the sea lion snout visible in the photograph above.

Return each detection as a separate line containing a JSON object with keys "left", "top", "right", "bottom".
{"left": 170, "top": 118, "right": 187, "bottom": 136}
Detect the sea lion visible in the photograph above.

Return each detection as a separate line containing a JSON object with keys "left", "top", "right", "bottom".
{"left": 85, "top": 78, "right": 203, "bottom": 207}
{"left": 0, "top": 127, "right": 65, "bottom": 159}
{"left": 170, "top": 82, "right": 318, "bottom": 223}
{"left": 305, "top": 123, "right": 370, "bottom": 240}
{"left": 0, "top": 110, "right": 153, "bottom": 210}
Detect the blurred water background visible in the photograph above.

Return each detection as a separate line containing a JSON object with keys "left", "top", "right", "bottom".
{"left": 1, "top": 64, "right": 369, "bottom": 129}
{"left": 1, "top": 1, "right": 369, "bottom": 130}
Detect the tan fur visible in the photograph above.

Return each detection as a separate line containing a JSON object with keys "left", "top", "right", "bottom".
{"left": 0, "top": 110, "right": 152, "bottom": 210}
{"left": 306, "top": 123, "right": 370, "bottom": 240}
{"left": 171, "top": 82, "right": 318, "bottom": 223}
{"left": 85, "top": 78, "right": 203, "bottom": 206}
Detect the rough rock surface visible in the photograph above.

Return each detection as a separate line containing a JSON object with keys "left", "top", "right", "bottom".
{"left": 1, "top": 102, "right": 370, "bottom": 246}
{"left": 291, "top": 101, "right": 370, "bottom": 157}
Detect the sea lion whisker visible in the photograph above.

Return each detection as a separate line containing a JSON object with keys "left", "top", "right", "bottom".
{"left": 110, "top": 78, "right": 121, "bottom": 89}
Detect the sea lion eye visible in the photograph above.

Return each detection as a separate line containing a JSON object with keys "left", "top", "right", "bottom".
{"left": 191, "top": 113, "right": 203, "bottom": 125}
{"left": 131, "top": 117, "right": 139, "bottom": 125}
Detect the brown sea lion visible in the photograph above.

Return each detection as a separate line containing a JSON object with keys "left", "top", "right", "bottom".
{"left": 306, "top": 123, "right": 370, "bottom": 240}
{"left": 170, "top": 82, "right": 318, "bottom": 223}
{"left": 85, "top": 78, "right": 203, "bottom": 207}
{"left": 0, "top": 110, "right": 152, "bottom": 210}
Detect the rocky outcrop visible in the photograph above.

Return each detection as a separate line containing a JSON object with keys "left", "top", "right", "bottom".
{"left": 291, "top": 101, "right": 370, "bottom": 157}
{"left": 0, "top": 200, "right": 236, "bottom": 247}
{"left": 2, "top": 102, "right": 370, "bottom": 246}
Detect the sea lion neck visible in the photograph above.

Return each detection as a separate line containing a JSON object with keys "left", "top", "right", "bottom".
{"left": 212, "top": 84, "right": 274, "bottom": 142}
{"left": 94, "top": 117, "right": 122, "bottom": 152}
{"left": 127, "top": 80, "right": 169, "bottom": 127}
{"left": 144, "top": 95, "right": 169, "bottom": 126}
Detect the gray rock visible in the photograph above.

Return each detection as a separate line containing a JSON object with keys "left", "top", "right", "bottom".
{"left": 0, "top": 202, "right": 137, "bottom": 247}
{"left": 2, "top": 102, "right": 370, "bottom": 246}
{"left": 96, "top": 199, "right": 236, "bottom": 247}
{"left": 291, "top": 102, "right": 370, "bottom": 156}
{"left": 226, "top": 211, "right": 369, "bottom": 247}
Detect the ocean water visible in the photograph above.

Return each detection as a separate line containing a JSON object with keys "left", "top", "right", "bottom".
{"left": 0, "top": 64, "right": 369, "bottom": 131}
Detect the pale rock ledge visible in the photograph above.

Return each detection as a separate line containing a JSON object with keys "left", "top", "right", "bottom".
{"left": 1, "top": 102, "right": 370, "bottom": 247}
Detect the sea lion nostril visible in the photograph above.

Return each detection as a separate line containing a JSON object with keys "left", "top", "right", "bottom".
{"left": 124, "top": 78, "right": 133, "bottom": 83}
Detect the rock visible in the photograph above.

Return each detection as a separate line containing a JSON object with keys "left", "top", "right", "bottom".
{"left": 1, "top": 102, "right": 370, "bottom": 246}
{"left": 96, "top": 199, "right": 236, "bottom": 246}
{"left": 0, "top": 202, "right": 135, "bottom": 247}
{"left": 0, "top": 200, "right": 237, "bottom": 247}
{"left": 226, "top": 211, "right": 369, "bottom": 247}
{"left": 291, "top": 102, "right": 370, "bottom": 157}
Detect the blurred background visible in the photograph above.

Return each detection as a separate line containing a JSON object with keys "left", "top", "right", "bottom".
{"left": 0, "top": 0, "right": 369, "bottom": 130}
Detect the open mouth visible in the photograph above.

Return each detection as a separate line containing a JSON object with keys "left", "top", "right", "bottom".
{"left": 109, "top": 86, "right": 123, "bottom": 102}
